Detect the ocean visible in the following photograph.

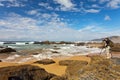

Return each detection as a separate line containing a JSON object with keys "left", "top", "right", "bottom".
{"left": 0, "top": 41, "right": 101, "bottom": 63}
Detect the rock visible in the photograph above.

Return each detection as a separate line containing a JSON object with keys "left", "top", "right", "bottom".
{"left": 77, "top": 56, "right": 120, "bottom": 80}
{"left": 59, "top": 60, "right": 88, "bottom": 66}
{"left": 51, "top": 51, "right": 59, "bottom": 53}
{"left": 33, "top": 41, "right": 41, "bottom": 44}
{"left": 34, "top": 59, "right": 55, "bottom": 65}
{"left": 25, "top": 42, "right": 29, "bottom": 44}
{"left": 64, "top": 56, "right": 120, "bottom": 80}
{"left": 3, "top": 42, "right": 16, "bottom": 44}
{"left": 31, "top": 53, "right": 40, "bottom": 55}
{"left": 0, "top": 46, "right": 4, "bottom": 48}
{"left": 50, "top": 76, "right": 67, "bottom": 80}
{"left": 111, "top": 57, "right": 120, "bottom": 65}
{"left": 75, "top": 42, "right": 85, "bottom": 46}
{"left": 64, "top": 60, "right": 88, "bottom": 80}
{"left": 0, "top": 65, "right": 55, "bottom": 80}
{"left": 53, "top": 47, "right": 61, "bottom": 50}
{"left": 59, "top": 60, "right": 73, "bottom": 66}
{"left": 0, "top": 48, "right": 16, "bottom": 53}
{"left": 58, "top": 41, "right": 73, "bottom": 44}
{"left": 89, "top": 55, "right": 106, "bottom": 64}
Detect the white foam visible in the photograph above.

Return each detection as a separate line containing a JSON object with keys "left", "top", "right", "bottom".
{"left": 51, "top": 45, "right": 101, "bottom": 56}
{"left": 16, "top": 42, "right": 26, "bottom": 45}
{"left": 6, "top": 54, "right": 20, "bottom": 60}
{"left": 18, "top": 57, "right": 32, "bottom": 63}
{"left": 29, "top": 41, "right": 34, "bottom": 44}
{"left": 0, "top": 42, "right": 4, "bottom": 45}
{"left": 32, "top": 53, "right": 52, "bottom": 60}
{"left": 8, "top": 46, "right": 19, "bottom": 49}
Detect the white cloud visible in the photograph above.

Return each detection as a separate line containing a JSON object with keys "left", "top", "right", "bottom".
{"left": 99, "top": 0, "right": 109, "bottom": 4}
{"left": 0, "top": 13, "right": 76, "bottom": 41}
{"left": 104, "top": 15, "right": 111, "bottom": 21}
{"left": 0, "top": 12, "right": 119, "bottom": 41}
{"left": 84, "top": 9, "right": 100, "bottom": 13}
{"left": 107, "top": 0, "right": 120, "bottom": 9}
{"left": 27, "top": 10, "right": 39, "bottom": 15}
{"left": 0, "top": 2, "right": 4, "bottom": 6}
{"left": 38, "top": 2, "right": 53, "bottom": 10}
{"left": 53, "top": 0, "right": 76, "bottom": 11}
{"left": 0, "top": 13, "right": 38, "bottom": 30}
{"left": 0, "top": 0, "right": 26, "bottom": 7}
{"left": 91, "top": 4, "right": 100, "bottom": 8}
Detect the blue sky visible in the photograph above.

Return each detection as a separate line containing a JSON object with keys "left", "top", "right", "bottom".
{"left": 0, "top": 0, "right": 120, "bottom": 41}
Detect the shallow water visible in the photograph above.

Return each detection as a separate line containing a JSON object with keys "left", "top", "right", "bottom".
{"left": 0, "top": 41, "right": 101, "bottom": 63}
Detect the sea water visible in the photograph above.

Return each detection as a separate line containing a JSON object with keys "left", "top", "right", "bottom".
{"left": 0, "top": 41, "right": 101, "bottom": 54}
{"left": 0, "top": 41, "right": 101, "bottom": 63}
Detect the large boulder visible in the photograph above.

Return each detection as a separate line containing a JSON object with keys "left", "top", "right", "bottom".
{"left": 0, "top": 65, "right": 55, "bottom": 80}
{"left": 0, "top": 48, "right": 16, "bottom": 53}
{"left": 34, "top": 59, "right": 55, "bottom": 65}
{"left": 63, "top": 60, "right": 88, "bottom": 80}
{"left": 64, "top": 56, "right": 120, "bottom": 80}
{"left": 77, "top": 56, "right": 120, "bottom": 80}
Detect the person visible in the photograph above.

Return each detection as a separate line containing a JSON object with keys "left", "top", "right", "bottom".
{"left": 102, "top": 38, "right": 114, "bottom": 59}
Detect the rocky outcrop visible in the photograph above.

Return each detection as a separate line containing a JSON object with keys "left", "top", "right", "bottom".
{"left": 34, "top": 41, "right": 56, "bottom": 44}
{"left": 0, "top": 48, "right": 16, "bottom": 53}
{"left": 78, "top": 56, "right": 120, "bottom": 80}
{"left": 111, "top": 43, "right": 120, "bottom": 52}
{"left": 64, "top": 55, "right": 120, "bottom": 80}
{"left": 3, "top": 42, "right": 16, "bottom": 44}
{"left": 0, "top": 65, "right": 56, "bottom": 80}
{"left": 34, "top": 59, "right": 55, "bottom": 65}
{"left": 59, "top": 60, "right": 88, "bottom": 66}
{"left": 64, "top": 60, "right": 88, "bottom": 80}
{"left": 0, "top": 46, "right": 4, "bottom": 48}
{"left": 75, "top": 42, "right": 85, "bottom": 46}
{"left": 33, "top": 41, "right": 74, "bottom": 44}
{"left": 50, "top": 76, "right": 67, "bottom": 80}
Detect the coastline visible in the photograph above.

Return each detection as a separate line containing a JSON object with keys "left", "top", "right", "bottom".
{"left": 0, "top": 51, "right": 119, "bottom": 76}
{"left": 0, "top": 55, "right": 91, "bottom": 76}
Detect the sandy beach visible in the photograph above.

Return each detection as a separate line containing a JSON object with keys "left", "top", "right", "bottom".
{"left": 0, "top": 55, "right": 91, "bottom": 76}
{"left": 0, "top": 51, "right": 119, "bottom": 76}
{"left": 0, "top": 51, "right": 120, "bottom": 80}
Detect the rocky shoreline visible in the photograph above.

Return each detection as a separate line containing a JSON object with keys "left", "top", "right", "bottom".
{"left": 0, "top": 53, "right": 120, "bottom": 80}
{"left": 0, "top": 42, "right": 120, "bottom": 80}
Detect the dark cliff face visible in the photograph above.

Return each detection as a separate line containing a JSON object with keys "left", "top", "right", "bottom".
{"left": 0, "top": 65, "right": 55, "bottom": 80}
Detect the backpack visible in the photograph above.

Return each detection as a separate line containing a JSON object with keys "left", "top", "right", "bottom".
{"left": 108, "top": 39, "right": 114, "bottom": 47}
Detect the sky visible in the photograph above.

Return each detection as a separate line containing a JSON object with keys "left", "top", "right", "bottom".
{"left": 0, "top": 0, "right": 120, "bottom": 41}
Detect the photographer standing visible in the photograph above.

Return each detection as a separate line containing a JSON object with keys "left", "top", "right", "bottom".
{"left": 103, "top": 38, "right": 114, "bottom": 59}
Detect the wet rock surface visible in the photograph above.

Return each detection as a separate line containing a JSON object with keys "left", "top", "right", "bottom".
{"left": 59, "top": 60, "right": 88, "bottom": 66}
{"left": 34, "top": 59, "right": 56, "bottom": 65}
{"left": 50, "top": 76, "right": 67, "bottom": 80}
{"left": 0, "top": 65, "right": 56, "bottom": 80}
{"left": 0, "top": 48, "right": 16, "bottom": 53}
{"left": 111, "top": 57, "right": 120, "bottom": 65}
